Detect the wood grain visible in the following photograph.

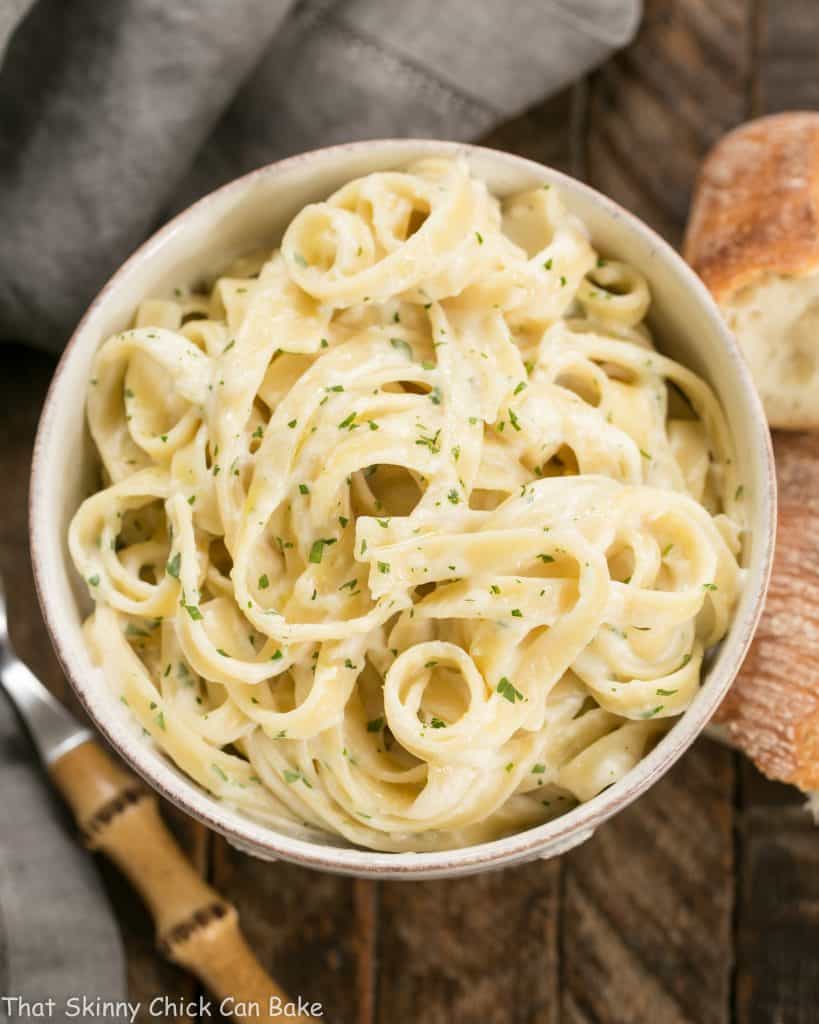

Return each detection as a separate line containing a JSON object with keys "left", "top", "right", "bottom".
{"left": 561, "top": 743, "right": 735, "bottom": 1024}
{"left": 734, "top": 763, "right": 819, "bottom": 1024}
{"left": 377, "top": 860, "right": 561, "bottom": 1024}
{"left": 584, "top": 0, "right": 754, "bottom": 245}
{"left": 755, "top": 0, "right": 819, "bottom": 113}
{"left": 209, "top": 843, "right": 362, "bottom": 1023}
{"left": 716, "top": 432, "right": 819, "bottom": 789}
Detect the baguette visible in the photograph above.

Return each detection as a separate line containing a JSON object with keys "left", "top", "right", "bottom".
{"left": 684, "top": 111, "right": 819, "bottom": 429}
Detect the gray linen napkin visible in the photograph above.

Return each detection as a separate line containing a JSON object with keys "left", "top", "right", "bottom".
{"left": 0, "top": 0, "right": 641, "bottom": 1010}
{"left": 0, "top": 698, "right": 126, "bottom": 1022}
{"left": 0, "top": 0, "right": 641, "bottom": 353}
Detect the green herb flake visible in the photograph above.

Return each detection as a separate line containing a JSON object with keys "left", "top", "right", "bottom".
{"left": 258, "top": 574, "right": 269, "bottom": 589}
{"left": 497, "top": 677, "right": 524, "bottom": 703}
{"left": 366, "top": 717, "right": 385, "bottom": 733}
{"left": 309, "top": 538, "right": 336, "bottom": 564}
{"left": 390, "top": 337, "right": 413, "bottom": 359}
{"left": 166, "top": 552, "right": 181, "bottom": 579}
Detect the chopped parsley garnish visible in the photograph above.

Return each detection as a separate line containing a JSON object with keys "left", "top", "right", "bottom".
{"left": 508, "top": 409, "right": 522, "bottom": 432}
{"left": 416, "top": 429, "right": 442, "bottom": 454}
{"left": 377, "top": 561, "right": 391, "bottom": 574}
{"left": 283, "top": 768, "right": 312, "bottom": 788}
{"left": 390, "top": 337, "right": 413, "bottom": 359}
{"left": 211, "top": 763, "right": 228, "bottom": 782}
{"left": 447, "top": 489, "right": 460, "bottom": 504}
{"left": 292, "top": 252, "right": 308, "bottom": 267}
{"left": 511, "top": 609, "right": 523, "bottom": 617}
{"left": 703, "top": 582, "right": 718, "bottom": 591}
{"left": 339, "top": 515, "right": 349, "bottom": 528}
{"left": 258, "top": 574, "right": 269, "bottom": 589}
{"left": 475, "top": 231, "right": 484, "bottom": 245}
{"left": 532, "top": 764, "right": 546, "bottom": 774}
{"left": 656, "top": 688, "right": 678, "bottom": 696}
{"left": 430, "top": 717, "right": 447, "bottom": 729}
{"left": 429, "top": 386, "right": 442, "bottom": 405}
{"left": 166, "top": 552, "right": 181, "bottom": 579}
{"left": 537, "top": 554, "right": 555, "bottom": 563}
{"left": 309, "top": 538, "right": 336, "bottom": 564}
{"left": 497, "top": 677, "right": 524, "bottom": 703}
{"left": 299, "top": 483, "right": 310, "bottom": 495}
{"left": 87, "top": 574, "right": 100, "bottom": 587}
{"left": 514, "top": 381, "right": 527, "bottom": 395}
{"left": 366, "top": 717, "right": 385, "bottom": 733}
{"left": 338, "top": 412, "right": 357, "bottom": 430}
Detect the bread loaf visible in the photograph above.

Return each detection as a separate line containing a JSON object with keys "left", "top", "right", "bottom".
{"left": 684, "top": 111, "right": 819, "bottom": 430}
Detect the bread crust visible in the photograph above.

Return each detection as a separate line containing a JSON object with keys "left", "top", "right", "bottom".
{"left": 713, "top": 431, "right": 819, "bottom": 794}
{"left": 684, "top": 111, "right": 819, "bottom": 302}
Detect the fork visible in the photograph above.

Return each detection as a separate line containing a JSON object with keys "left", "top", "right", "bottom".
{"left": 0, "top": 572, "right": 309, "bottom": 1023}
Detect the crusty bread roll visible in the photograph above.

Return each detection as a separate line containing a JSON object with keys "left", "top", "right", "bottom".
{"left": 684, "top": 111, "right": 819, "bottom": 429}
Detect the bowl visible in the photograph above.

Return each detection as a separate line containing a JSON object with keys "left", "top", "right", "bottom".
{"left": 30, "top": 140, "right": 776, "bottom": 879}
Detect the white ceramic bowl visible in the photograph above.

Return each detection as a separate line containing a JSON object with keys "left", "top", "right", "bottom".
{"left": 30, "top": 140, "right": 776, "bottom": 879}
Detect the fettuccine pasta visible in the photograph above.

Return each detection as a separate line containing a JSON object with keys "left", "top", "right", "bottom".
{"left": 69, "top": 159, "right": 745, "bottom": 851}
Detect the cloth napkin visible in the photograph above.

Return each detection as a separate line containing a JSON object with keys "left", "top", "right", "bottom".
{"left": 0, "top": 0, "right": 641, "bottom": 1013}
{"left": 0, "top": 698, "right": 126, "bottom": 1022}
{"left": 0, "top": 0, "right": 641, "bottom": 353}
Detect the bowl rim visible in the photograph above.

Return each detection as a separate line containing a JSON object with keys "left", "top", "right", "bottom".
{"left": 29, "top": 138, "right": 777, "bottom": 877}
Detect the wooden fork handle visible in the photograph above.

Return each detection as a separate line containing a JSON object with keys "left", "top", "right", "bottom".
{"left": 49, "top": 740, "right": 312, "bottom": 1022}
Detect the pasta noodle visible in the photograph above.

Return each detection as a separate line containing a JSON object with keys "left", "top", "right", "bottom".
{"left": 69, "top": 159, "right": 745, "bottom": 851}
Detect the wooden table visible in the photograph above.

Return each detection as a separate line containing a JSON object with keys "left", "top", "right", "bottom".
{"left": 3, "top": 2, "right": 819, "bottom": 1021}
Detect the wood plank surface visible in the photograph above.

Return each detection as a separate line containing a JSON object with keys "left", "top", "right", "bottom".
{"left": 377, "top": 860, "right": 561, "bottom": 1024}
{"left": 208, "top": 844, "right": 363, "bottom": 1024}
{"left": 561, "top": 744, "right": 735, "bottom": 1024}
{"left": 585, "top": 0, "right": 754, "bottom": 245}
{"left": 734, "top": 764, "right": 819, "bottom": 1024}
{"left": 755, "top": 0, "right": 819, "bottom": 113}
